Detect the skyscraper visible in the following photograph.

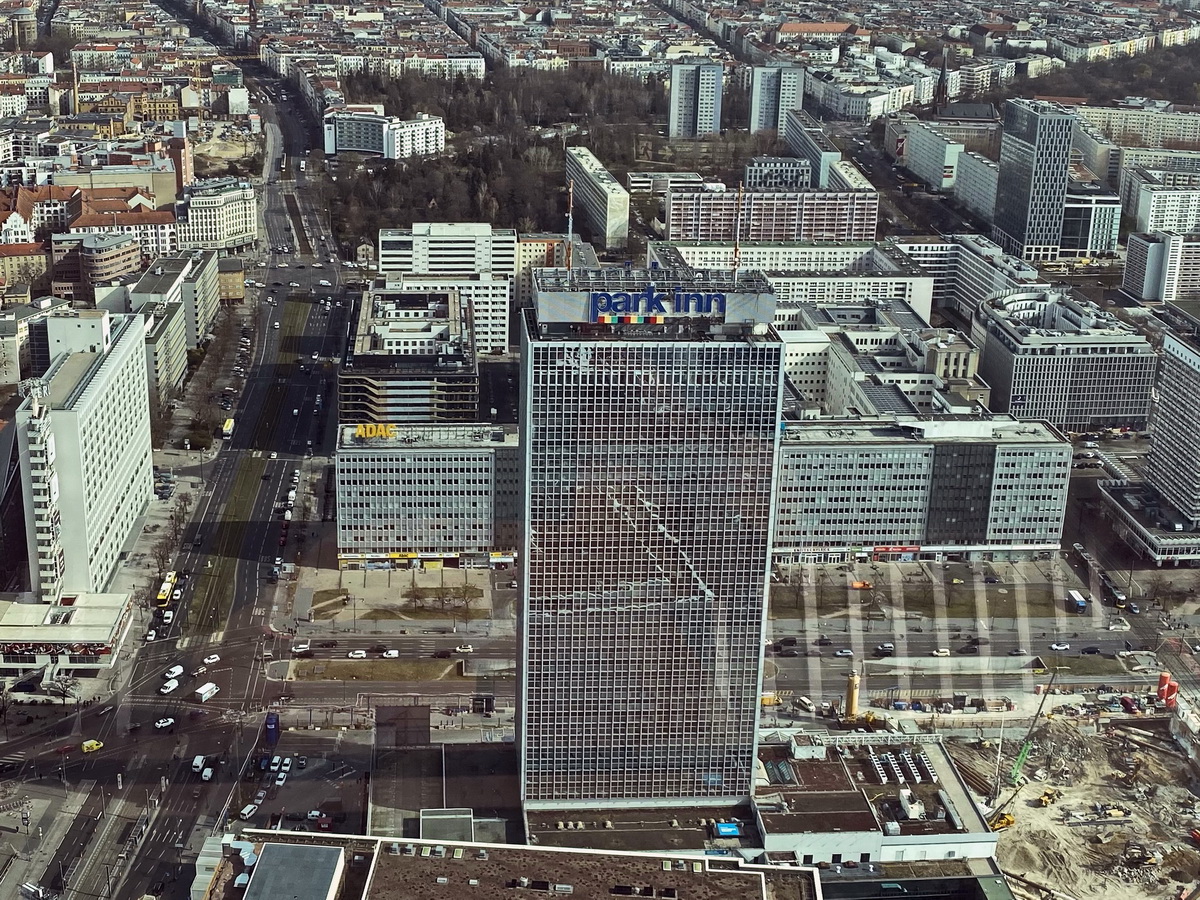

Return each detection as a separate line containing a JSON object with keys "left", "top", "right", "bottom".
{"left": 1147, "top": 333, "right": 1200, "bottom": 525}
{"left": 519, "top": 268, "right": 785, "bottom": 809}
{"left": 748, "top": 66, "right": 804, "bottom": 136}
{"left": 668, "top": 61, "right": 724, "bottom": 139}
{"left": 991, "top": 99, "right": 1075, "bottom": 261}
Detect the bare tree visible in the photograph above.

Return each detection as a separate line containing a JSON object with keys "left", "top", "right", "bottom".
{"left": 44, "top": 675, "right": 78, "bottom": 705}
{"left": 150, "top": 536, "right": 173, "bottom": 574}
{"left": 175, "top": 491, "right": 194, "bottom": 521}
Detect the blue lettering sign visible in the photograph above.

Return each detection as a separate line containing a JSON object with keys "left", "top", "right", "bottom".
{"left": 588, "top": 285, "right": 728, "bottom": 322}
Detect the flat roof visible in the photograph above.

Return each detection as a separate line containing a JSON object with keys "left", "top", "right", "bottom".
{"left": 780, "top": 416, "right": 1064, "bottom": 446}
{"left": 46, "top": 352, "right": 98, "bottom": 408}
{"left": 243, "top": 842, "right": 343, "bottom": 900}
{"left": 0, "top": 591, "right": 130, "bottom": 651}
{"left": 235, "top": 834, "right": 820, "bottom": 900}
{"left": 529, "top": 803, "right": 761, "bottom": 854}
{"left": 338, "top": 424, "right": 518, "bottom": 451}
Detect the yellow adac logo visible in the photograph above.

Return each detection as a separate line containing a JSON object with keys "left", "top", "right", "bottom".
{"left": 355, "top": 423, "right": 397, "bottom": 439}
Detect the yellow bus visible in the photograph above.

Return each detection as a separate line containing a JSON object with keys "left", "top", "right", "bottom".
{"left": 156, "top": 571, "right": 179, "bottom": 607}
{"left": 222, "top": 418, "right": 235, "bottom": 439}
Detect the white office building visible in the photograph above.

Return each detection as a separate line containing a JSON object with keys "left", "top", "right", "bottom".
{"left": 749, "top": 65, "right": 804, "bottom": 135}
{"left": 905, "top": 121, "right": 964, "bottom": 193}
{"left": 129, "top": 251, "right": 221, "bottom": 350}
{"left": 16, "top": 310, "right": 153, "bottom": 600}
{"left": 955, "top": 152, "right": 1000, "bottom": 224}
{"left": 378, "top": 223, "right": 517, "bottom": 279}
{"left": 521, "top": 267, "right": 783, "bottom": 808}
{"left": 974, "top": 290, "right": 1156, "bottom": 431}
{"left": 564, "top": 147, "right": 629, "bottom": 250}
{"left": 784, "top": 110, "right": 843, "bottom": 188}
{"left": 323, "top": 108, "right": 445, "bottom": 160}
{"left": 668, "top": 61, "right": 724, "bottom": 139}
{"left": 774, "top": 416, "right": 1070, "bottom": 564}
{"left": 174, "top": 178, "right": 257, "bottom": 252}
{"left": 376, "top": 273, "right": 510, "bottom": 355}
{"left": 335, "top": 424, "right": 519, "bottom": 569}
{"left": 743, "top": 157, "right": 812, "bottom": 190}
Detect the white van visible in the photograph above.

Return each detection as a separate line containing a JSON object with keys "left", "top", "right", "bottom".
{"left": 201, "top": 767, "right": 214, "bottom": 782}
{"left": 796, "top": 696, "right": 816, "bottom": 713}
{"left": 269, "top": 755, "right": 282, "bottom": 772}
{"left": 192, "top": 755, "right": 207, "bottom": 773}
{"left": 239, "top": 804, "right": 259, "bottom": 820}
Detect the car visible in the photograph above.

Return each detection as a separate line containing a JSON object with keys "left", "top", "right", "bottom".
{"left": 298, "top": 756, "right": 307, "bottom": 769}
{"left": 455, "top": 644, "right": 474, "bottom": 653}
{"left": 433, "top": 649, "right": 453, "bottom": 659}
{"left": 204, "top": 654, "right": 220, "bottom": 665}
{"left": 81, "top": 739, "right": 103, "bottom": 753}
{"left": 875, "top": 643, "right": 895, "bottom": 654}
{"left": 779, "top": 649, "right": 800, "bottom": 657}
{"left": 191, "top": 666, "right": 207, "bottom": 677}
{"left": 254, "top": 790, "right": 268, "bottom": 804}
{"left": 278, "top": 262, "right": 288, "bottom": 268}
{"left": 146, "top": 629, "right": 157, "bottom": 642}
{"left": 160, "top": 679, "right": 179, "bottom": 694}
{"left": 273, "top": 322, "right": 280, "bottom": 329}
{"left": 958, "top": 645, "right": 979, "bottom": 654}
{"left": 1050, "top": 642, "right": 1071, "bottom": 651}
{"left": 295, "top": 264, "right": 305, "bottom": 269}
{"left": 318, "top": 279, "right": 331, "bottom": 286}
{"left": 275, "top": 557, "right": 284, "bottom": 566}
{"left": 269, "top": 451, "right": 278, "bottom": 459}
{"left": 1128, "top": 602, "right": 1141, "bottom": 614}
{"left": 272, "top": 281, "right": 283, "bottom": 286}
{"left": 162, "top": 611, "right": 174, "bottom": 625}
{"left": 317, "top": 640, "right": 338, "bottom": 648}
{"left": 347, "top": 649, "right": 367, "bottom": 659}
{"left": 950, "top": 577, "right": 965, "bottom": 584}
{"left": 307, "top": 809, "right": 324, "bottom": 820}
{"left": 155, "top": 718, "right": 175, "bottom": 729}
{"left": 164, "top": 665, "right": 184, "bottom": 679}
{"left": 508, "top": 580, "right": 519, "bottom": 588}
{"left": 382, "top": 650, "right": 399, "bottom": 658}
{"left": 834, "top": 649, "right": 854, "bottom": 658}
{"left": 288, "top": 281, "right": 300, "bottom": 288}
{"left": 275, "top": 772, "right": 287, "bottom": 787}
{"left": 1008, "top": 648, "right": 1029, "bottom": 656}
{"left": 1081, "top": 646, "right": 1102, "bottom": 655}
{"left": 815, "top": 636, "right": 833, "bottom": 646}
{"left": 984, "top": 576, "right": 1000, "bottom": 584}
{"left": 931, "top": 648, "right": 951, "bottom": 657}
{"left": 279, "top": 537, "right": 286, "bottom": 546}
{"left": 282, "top": 757, "right": 293, "bottom": 773}
{"left": 311, "top": 351, "right": 319, "bottom": 360}
{"left": 172, "top": 588, "right": 182, "bottom": 601}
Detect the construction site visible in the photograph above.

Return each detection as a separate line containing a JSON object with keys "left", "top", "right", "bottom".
{"left": 945, "top": 705, "right": 1200, "bottom": 900}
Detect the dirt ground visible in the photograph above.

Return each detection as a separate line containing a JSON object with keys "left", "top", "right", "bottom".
{"left": 947, "top": 719, "right": 1200, "bottom": 899}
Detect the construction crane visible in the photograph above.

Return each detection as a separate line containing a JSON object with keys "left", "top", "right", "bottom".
{"left": 1010, "top": 668, "right": 1061, "bottom": 785}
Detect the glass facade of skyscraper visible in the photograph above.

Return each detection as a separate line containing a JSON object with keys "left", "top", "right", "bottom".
{"left": 519, "top": 270, "right": 784, "bottom": 808}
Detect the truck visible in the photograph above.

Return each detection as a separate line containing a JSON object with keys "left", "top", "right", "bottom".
{"left": 264, "top": 711, "right": 280, "bottom": 748}
{"left": 194, "top": 682, "right": 220, "bottom": 702}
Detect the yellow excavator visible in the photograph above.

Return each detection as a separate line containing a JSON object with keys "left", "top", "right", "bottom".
{"left": 987, "top": 785, "right": 1024, "bottom": 831}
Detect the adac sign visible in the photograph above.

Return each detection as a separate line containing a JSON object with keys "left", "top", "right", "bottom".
{"left": 355, "top": 423, "right": 397, "bottom": 439}
{"left": 588, "top": 284, "right": 727, "bottom": 323}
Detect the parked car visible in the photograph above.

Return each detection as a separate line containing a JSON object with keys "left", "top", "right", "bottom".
{"left": 346, "top": 650, "right": 367, "bottom": 659}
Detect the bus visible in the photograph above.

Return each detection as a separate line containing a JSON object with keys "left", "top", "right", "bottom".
{"left": 1067, "top": 589, "right": 1088, "bottom": 614}
{"left": 222, "top": 418, "right": 235, "bottom": 439}
{"left": 156, "top": 570, "right": 179, "bottom": 607}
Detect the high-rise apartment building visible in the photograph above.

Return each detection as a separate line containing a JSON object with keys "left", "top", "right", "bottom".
{"left": 520, "top": 267, "right": 784, "bottom": 809}
{"left": 668, "top": 61, "right": 724, "bottom": 139}
{"left": 664, "top": 189, "right": 878, "bottom": 242}
{"left": 1147, "top": 333, "right": 1200, "bottom": 525}
{"left": 992, "top": 99, "right": 1075, "bottom": 261}
{"left": 16, "top": 309, "right": 153, "bottom": 600}
{"left": 129, "top": 250, "right": 221, "bottom": 350}
{"left": 564, "top": 147, "right": 629, "bottom": 250}
{"left": 377, "top": 223, "right": 517, "bottom": 278}
{"left": 748, "top": 65, "right": 804, "bottom": 135}
{"left": 1123, "top": 230, "right": 1200, "bottom": 303}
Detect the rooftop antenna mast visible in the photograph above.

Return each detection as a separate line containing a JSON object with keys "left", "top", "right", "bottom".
{"left": 566, "top": 178, "right": 574, "bottom": 268}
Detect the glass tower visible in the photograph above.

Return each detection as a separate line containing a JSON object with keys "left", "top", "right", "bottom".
{"left": 519, "top": 274, "right": 785, "bottom": 809}
{"left": 992, "top": 98, "right": 1076, "bottom": 262}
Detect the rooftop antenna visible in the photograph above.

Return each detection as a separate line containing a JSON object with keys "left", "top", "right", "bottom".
{"left": 566, "top": 178, "right": 574, "bottom": 268}
{"left": 732, "top": 181, "right": 744, "bottom": 269}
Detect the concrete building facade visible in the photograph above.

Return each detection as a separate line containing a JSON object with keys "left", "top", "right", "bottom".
{"left": 668, "top": 61, "right": 724, "bottom": 139}
{"left": 564, "top": 147, "right": 629, "bottom": 250}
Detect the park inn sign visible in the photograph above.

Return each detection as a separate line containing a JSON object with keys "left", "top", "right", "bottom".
{"left": 589, "top": 285, "right": 728, "bottom": 323}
